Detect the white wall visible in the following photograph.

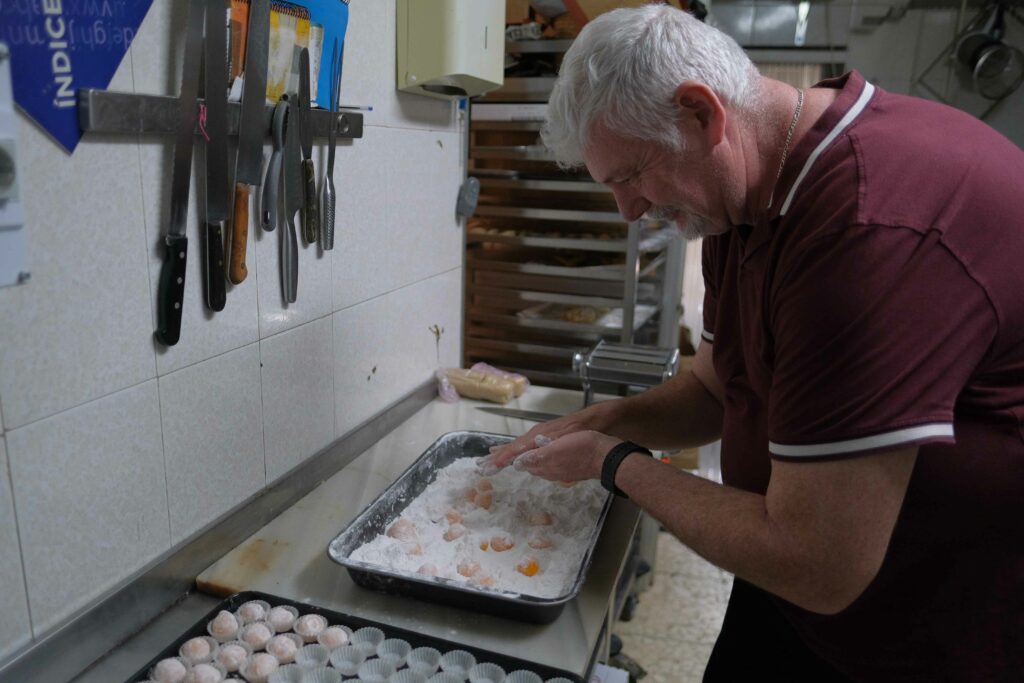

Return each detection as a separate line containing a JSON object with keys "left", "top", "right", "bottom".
{"left": 0, "top": 0, "right": 465, "bottom": 660}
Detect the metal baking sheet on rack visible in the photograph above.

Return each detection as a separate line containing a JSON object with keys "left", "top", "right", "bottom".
{"left": 328, "top": 430, "right": 613, "bottom": 624}
{"left": 123, "top": 590, "right": 585, "bottom": 683}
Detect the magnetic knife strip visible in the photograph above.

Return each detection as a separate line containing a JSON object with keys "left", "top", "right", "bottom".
{"left": 76, "top": 88, "right": 364, "bottom": 140}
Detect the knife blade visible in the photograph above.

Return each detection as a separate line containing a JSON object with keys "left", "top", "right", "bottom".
{"left": 319, "top": 38, "right": 341, "bottom": 251}
{"left": 297, "top": 47, "right": 318, "bottom": 245}
{"left": 203, "top": 0, "right": 229, "bottom": 312}
{"left": 154, "top": 0, "right": 206, "bottom": 347}
{"left": 475, "top": 407, "right": 565, "bottom": 422}
{"left": 282, "top": 92, "right": 302, "bottom": 303}
{"left": 227, "top": 0, "right": 270, "bottom": 285}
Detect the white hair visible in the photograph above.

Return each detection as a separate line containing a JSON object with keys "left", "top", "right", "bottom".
{"left": 542, "top": 5, "right": 759, "bottom": 169}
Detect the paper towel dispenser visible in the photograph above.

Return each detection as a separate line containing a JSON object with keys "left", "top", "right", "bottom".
{"left": 397, "top": 0, "right": 505, "bottom": 100}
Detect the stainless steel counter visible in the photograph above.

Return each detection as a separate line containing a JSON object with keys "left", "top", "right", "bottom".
{"left": 74, "top": 388, "right": 641, "bottom": 682}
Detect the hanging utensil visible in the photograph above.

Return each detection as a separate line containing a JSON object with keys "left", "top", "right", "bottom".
{"left": 154, "top": 0, "right": 206, "bottom": 346}
{"left": 261, "top": 98, "right": 289, "bottom": 233}
{"left": 281, "top": 93, "right": 302, "bottom": 303}
{"left": 297, "top": 47, "right": 319, "bottom": 245}
{"left": 227, "top": 0, "right": 270, "bottom": 284}
{"left": 319, "top": 38, "right": 341, "bottom": 251}
{"left": 203, "top": 0, "right": 230, "bottom": 312}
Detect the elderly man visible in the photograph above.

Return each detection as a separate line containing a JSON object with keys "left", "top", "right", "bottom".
{"left": 481, "top": 5, "right": 1024, "bottom": 681}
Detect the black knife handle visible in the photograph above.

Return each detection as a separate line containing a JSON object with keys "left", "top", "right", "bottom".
{"left": 155, "top": 234, "right": 188, "bottom": 346}
{"left": 204, "top": 221, "right": 226, "bottom": 312}
{"left": 301, "top": 158, "right": 319, "bottom": 244}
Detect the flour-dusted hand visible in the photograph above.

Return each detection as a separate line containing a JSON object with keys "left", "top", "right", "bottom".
{"left": 477, "top": 404, "right": 617, "bottom": 474}
{"left": 510, "top": 430, "right": 622, "bottom": 483}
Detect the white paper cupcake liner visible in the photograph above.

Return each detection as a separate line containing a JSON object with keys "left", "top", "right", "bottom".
{"left": 266, "top": 605, "right": 299, "bottom": 634}
{"left": 235, "top": 600, "right": 272, "bottom": 626}
{"left": 240, "top": 652, "right": 280, "bottom": 683}
{"left": 377, "top": 638, "right": 412, "bottom": 668}
{"left": 265, "top": 633, "right": 303, "bottom": 664}
{"left": 357, "top": 658, "right": 397, "bottom": 683}
{"left": 407, "top": 646, "right": 442, "bottom": 676}
{"left": 293, "top": 613, "right": 329, "bottom": 643}
{"left": 351, "top": 626, "right": 385, "bottom": 658}
{"left": 179, "top": 636, "right": 219, "bottom": 665}
{"left": 185, "top": 661, "right": 227, "bottom": 683}
{"left": 304, "top": 666, "right": 343, "bottom": 683}
{"left": 239, "top": 621, "right": 275, "bottom": 652}
{"left": 266, "top": 663, "right": 305, "bottom": 683}
{"left": 328, "top": 644, "right": 367, "bottom": 676}
{"left": 215, "top": 641, "right": 254, "bottom": 673}
{"left": 439, "top": 650, "right": 476, "bottom": 677}
{"left": 148, "top": 656, "right": 192, "bottom": 683}
{"left": 208, "top": 610, "right": 242, "bottom": 643}
{"left": 468, "top": 662, "right": 505, "bottom": 683}
{"left": 505, "top": 671, "right": 542, "bottom": 683}
{"left": 295, "top": 643, "right": 330, "bottom": 668}
{"left": 389, "top": 671, "right": 428, "bottom": 683}
{"left": 316, "top": 624, "right": 353, "bottom": 650}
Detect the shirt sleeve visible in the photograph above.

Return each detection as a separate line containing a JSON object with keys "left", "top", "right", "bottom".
{"left": 701, "top": 236, "right": 722, "bottom": 344}
{"left": 767, "top": 225, "right": 996, "bottom": 460}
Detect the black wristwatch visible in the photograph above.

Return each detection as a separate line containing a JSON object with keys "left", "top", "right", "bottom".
{"left": 600, "top": 441, "right": 653, "bottom": 498}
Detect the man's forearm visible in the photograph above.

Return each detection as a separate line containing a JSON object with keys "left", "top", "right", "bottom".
{"left": 613, "top": 454, "right": 831, "bottom": 613}
{"left": 600, "top": 370, "right": 724, "bottom": 450}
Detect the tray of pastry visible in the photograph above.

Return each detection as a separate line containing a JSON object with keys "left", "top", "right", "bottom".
{"left": 125, "top": 590, "right": 584, "bottom": 682}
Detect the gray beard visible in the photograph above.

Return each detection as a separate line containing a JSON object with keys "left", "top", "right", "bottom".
{"left": 647, "top": 206, "right": 717, "bottom": 241}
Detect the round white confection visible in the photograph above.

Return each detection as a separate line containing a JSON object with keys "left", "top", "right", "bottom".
{"left": 237, "top": 601, "right": 266, "bottom": 622}
{"left": 152, "top": 658, "right": 188, "bottom": 683}
{"left": 267, "top": 635, "right": 297, "bottom": 661}
{"left": 267, "top": 607, "right": 295, "bottom": 632}
{"left": 319, "top": 626, "right": 349, "bottom": 648}
{"left": 241, "top": 623, "right": 272, "bottom": 649}
{"left": 217, "top": 644, "right": 247, "bottom": 671}
{"left": 294, "top": 614, "right": 327, "bottom": 638}
{"left": 247, "top": 653, "right": 279, "bottom": 677}
{"left": 187, "top": 663, "right": 222, "bottom": 683}
{"left": 209, "top": 610, "right": 238, "bottom": 638}
{"left": 181, "top": 637, "right": 211, "bottom": 661}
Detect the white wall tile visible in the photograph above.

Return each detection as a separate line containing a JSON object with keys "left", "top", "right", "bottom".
{"left": 260, "top": 317, "right": 335, "bottom": 482}
{"left": 160, "top": 343, "right": 265, "bottom": 544}
{"left": 387, "top": 129, "right": 463, "bottom": 289}
{"left": 5, "top": 382, "right": 169, "bottom": 635}
{"left": 0, "top": 438, "right": 31, "bottom": 660}
{"left": 330, "top": 128, "right": 393, "bottom": 309}
{"left": 334, "top": 297, "right": 401, "bottom": 437}
{"left": 130, "top": 0, "right": 185, "bottom": 98}
{"left": 338, "top": 0, "right": 394, "bottom": 125}
{"left": 388, "top": 269, "right": 463, "bottom": 399}
{"left": 0, "top": 109, "right": 155, "bottom": 430}
{"left": 254, "top": 188, "right": 334, "bottom": 338}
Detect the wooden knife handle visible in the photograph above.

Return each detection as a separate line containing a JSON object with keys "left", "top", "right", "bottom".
{"left": 229, "top": 183, "right": 250, "bottom": 284}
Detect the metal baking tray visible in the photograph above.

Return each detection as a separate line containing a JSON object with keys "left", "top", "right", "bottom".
{"left": 327, "top": 430, "right": 613, "bottom": 624}
{"left": 123, "top": 590, "right": 585, "bottom": 683}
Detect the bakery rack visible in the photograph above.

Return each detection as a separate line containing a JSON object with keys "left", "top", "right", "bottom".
{"left": 463, "top": 39, "right": 684, "bottom": 390}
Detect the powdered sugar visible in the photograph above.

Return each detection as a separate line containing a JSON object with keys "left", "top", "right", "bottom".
{"left": 348, "top": 458, "right": 607, "bottom": 598}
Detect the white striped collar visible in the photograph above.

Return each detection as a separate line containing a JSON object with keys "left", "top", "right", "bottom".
{"left": 779, "top": 80, "right": 876, "bottom": 216}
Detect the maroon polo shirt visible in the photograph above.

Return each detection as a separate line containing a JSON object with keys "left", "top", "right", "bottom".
{"left": 702, "top": 71, "right": 1024, "bottom": 681}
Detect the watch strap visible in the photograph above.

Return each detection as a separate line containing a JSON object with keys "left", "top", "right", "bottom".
{"left": 600, "top": 441, "right": 653, "bottom": 498}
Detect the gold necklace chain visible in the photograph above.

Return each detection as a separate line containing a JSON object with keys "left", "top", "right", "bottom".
{"left": 766, "top": 88, "right": 804, "bottom": 210}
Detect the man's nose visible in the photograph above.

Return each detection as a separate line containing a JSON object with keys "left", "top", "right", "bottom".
{"left": 609, "top": 186, "right": 650, "bottom": 222}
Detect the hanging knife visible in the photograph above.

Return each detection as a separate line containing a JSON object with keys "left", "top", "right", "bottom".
{"left": 154, "top": 0, "right": 206, "bottom": 346}
{"left": 227, "top": 0, "right": 270, "bottom": 285}
{"left": 260, "top": 98, "right": 288, "bottom": 233}
{"left": 203, "top": 0, "right": 229, "bottom": 312}
{"left": 297, "top": 48, "right": 318, "bottom": 245}
{"left": 475, "top": 406, "right": 565, "bottom": 422}
{"left": 282, "top": 93, "right": 302, "bottom": 303}
{"left": 319, "top": 38, "right": 340, "bottom": 251}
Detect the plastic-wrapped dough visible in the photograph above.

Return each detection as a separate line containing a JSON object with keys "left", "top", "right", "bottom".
{"left": 444, "top": 368, "right": 517, "bottom": 404}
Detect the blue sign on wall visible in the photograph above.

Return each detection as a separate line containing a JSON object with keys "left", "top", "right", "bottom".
{"left": 0, "top": 0, "right": 154, "bottom": 153}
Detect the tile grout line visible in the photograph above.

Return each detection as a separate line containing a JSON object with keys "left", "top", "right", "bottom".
{"left": 2, "top": 434, "right": 36, "bottom": 639}
{"left": 154, "top": 376, "right": 174, "bottom": 548}
{"left": 252, "top": 224, "right": 269, "bottom": 486}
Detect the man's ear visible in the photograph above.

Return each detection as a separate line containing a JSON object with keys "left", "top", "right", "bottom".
{"left": 673, "top": 81, "right": 727, "bottom": 149}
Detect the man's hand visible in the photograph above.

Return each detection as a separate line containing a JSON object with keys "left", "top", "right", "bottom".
{"left": 506, "top": 430, "right": 622, "bottom": 483}
{"left": 477, "top": 403, "right": 615, "bottom": 473}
